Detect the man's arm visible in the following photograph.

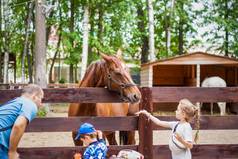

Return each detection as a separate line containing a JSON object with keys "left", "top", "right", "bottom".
{"left": 8, "top": 116, "right": 28, "bottom": 159}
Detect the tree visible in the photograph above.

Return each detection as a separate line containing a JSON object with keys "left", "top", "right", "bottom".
{"left": 35, "top": 0, "right": 47, "bottom": 87}
{"left": 0, "top": 0, "right": 2, "bottom": 82}
{"left": 147, "top": 0, "right": 156, "bottom": 61}
{"left": 135, "top": 1, "right": 149, "bottom": 64}
{"left": 80, "top": 4, "right": 89, "bottom": 80}
{"left": 202, "top": 0, "right": 238, "bottom": 56}
{"left": 22, "top": 2, "right": 33, "bottom": 83}
{"left": 3, "top": 0, "right": 9, "bottom": 83}
{"left": 166, "top": 0, "right": 175, "bottom": 56}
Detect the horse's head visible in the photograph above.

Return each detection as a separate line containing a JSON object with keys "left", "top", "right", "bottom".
{"left": 100, "top": 51, "right": 141, "bottom": 103}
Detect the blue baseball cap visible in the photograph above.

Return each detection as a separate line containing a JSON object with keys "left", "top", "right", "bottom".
{"left": 75, "top": 123, "right": 96, "bottom": 140}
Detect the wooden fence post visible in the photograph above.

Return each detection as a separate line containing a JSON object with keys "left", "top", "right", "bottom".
{"left": 139, "top": 87, "right": 153, "bottom": 159}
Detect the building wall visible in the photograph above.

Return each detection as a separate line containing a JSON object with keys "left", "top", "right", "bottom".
{"left": 140, "top": 66, "right": 153, "bottom": 87}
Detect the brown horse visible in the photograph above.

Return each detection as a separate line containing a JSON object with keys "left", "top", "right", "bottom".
{"left": 68, "top": 52, "right": 141, "bottom": 145}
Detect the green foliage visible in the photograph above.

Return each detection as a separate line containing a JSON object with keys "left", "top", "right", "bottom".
{"left": 59, "top": 78, "right": 66, "bottom": 84}
{"left": 2, "top": 0, "right": 238, "bottom": 82}
{"left": 201, "top": 0, "right": 238, "bottom": 56}
{"left": 37, "top": 107, "right": 47, "bottom": 117}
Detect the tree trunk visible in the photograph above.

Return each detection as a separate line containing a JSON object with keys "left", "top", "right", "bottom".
{"left": 27, "top": 42, "right": 33, "bottom": 83}
{"left": 224, "top": 0, "right": 229, "bottom": 56}
{"left": 0, "top": 0, "right": 2, "bottom": 82}
{"left": 88, "top": 6, "right": 95, "bottom": 64}
{"left": 58, "top": 47, "right": 61, "bottom": 81}
{"left": 80, "top": 5, "right": 89, "bottom": 80}
{"left": 35, "top": 0, "right": 47, "bottom": 87}
{"left": 22, "top": 2, "right": 33, "bottom": 83}
{"left": 3, "top": 0, "right": 9, "bottom": 83}
{"left": 74, "top": 65, "right": 78, "bottom": 82}
{"left": 29, "top": 5, "right": 35, "bottom": 83}
{"left": 46, "top": 0, "right": 56, "bottom": 46}
{"left": 178, "top": 2, "right": 184, "bottom": 55}
{"left": 69, "top": 0, "right": 75, "bottom": 83}
{"left": 166, "top": 0, "right": 175, "bottom": 56}
{"left": 49, "top": 1, "right": 62, "bottom": 83}
{"left": 147, "top": 0, "right": 156, "bottom": 61}
{"left": 49, "top": 33, "right": 61, "bottom": 83}
{"left": 98, "top": 5, "right": 103, "bottom": 41}
{"left": 136, "top": 2, "right": 149, "bottom": 64}
{"left": 3, "top": 51, "right": 8, "bottom": 83}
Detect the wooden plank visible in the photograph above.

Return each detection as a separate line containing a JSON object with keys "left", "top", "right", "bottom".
{"left": 153, "top": 77, "right": 184, "bottom": 86}
{"left": 151, "top": 116, "right": 238, "bottom": 130}
{"left": 1, "top": 87, "right": 238, "bottom": 104}
{"left": 139, "top": 88, "right": 153, "bottom": 159}
{"left": 0, "top": 88, "right": 124, "bottom": 103}
{"left": 18, "top": 144, "right": 238, "bottom": 159}
{"left": 153, "top": 144, "right": 238, "bottom": 159}
{"left": 151, "top": 87, "right": 238, "bottom": 103}
{"left": 18, "top": 145, "right": 138, "bottom": 159}
{"left": 25, "top": 116, "right": 238, "bottom": 132}
{"left": 200, "top": 65, "right": 226, "bottom": 82}
{"left": 26, "top": 116, "right": 138, "bottom": 132}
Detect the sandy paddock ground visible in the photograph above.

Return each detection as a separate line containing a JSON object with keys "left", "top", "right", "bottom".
{"left": 19, "top": 110, "right": 238, "bottom": 148}
{"left": 19, "top": 130, "right": 238, "bottom": 148}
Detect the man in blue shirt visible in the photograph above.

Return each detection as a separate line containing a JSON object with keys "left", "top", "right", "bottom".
{"left": 75, "top": 123, "right": 108, "bottom": 159}
{"left": 0, "top": 84, "right": 44, "bottom": 159}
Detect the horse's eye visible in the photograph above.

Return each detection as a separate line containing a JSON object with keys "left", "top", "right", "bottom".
{"left": 114, "top": 69, "right": 122, "bottom": 75}
{"left": 124, "top": 67, "right": 129, "bottom": 72}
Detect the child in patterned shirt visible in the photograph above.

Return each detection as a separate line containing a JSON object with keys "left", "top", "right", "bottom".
{"left": 75, "top": 123, "right": 108, "bottom": 159}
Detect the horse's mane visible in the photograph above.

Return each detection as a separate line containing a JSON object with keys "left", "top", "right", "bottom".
{"left": 79, "top": 60, "right": 107, "bottom": 87}
{"left": 79, "top": 55, "right": 126, "bottom": 88}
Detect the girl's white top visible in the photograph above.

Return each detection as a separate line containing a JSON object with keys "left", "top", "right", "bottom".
{"left": 168, "top": 121, "right": 193, "bottom": 159}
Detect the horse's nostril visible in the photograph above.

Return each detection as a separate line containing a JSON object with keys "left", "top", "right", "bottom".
{"left": 133, "top": 94, "right": 139, "bottom": 101}
{"left": 134, "top": 94, "right": 137, "bottom": 99}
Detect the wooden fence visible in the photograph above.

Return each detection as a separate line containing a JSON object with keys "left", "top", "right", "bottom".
{"left": 0, "top": 87, "right": 238, "bottom": 159}
{"left": 0, "top": 83, "right": 79, "bottom": 89}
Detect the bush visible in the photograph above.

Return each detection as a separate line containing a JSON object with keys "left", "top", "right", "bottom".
{"left": 59, "top": 78, "right": 66, "bottom": 84}
{"left": 37, "top": 107, "right": 47, "bottom": 117}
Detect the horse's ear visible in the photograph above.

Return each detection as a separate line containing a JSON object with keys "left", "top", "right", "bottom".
{"left": 99, "top": 52, "right": 112, "bottom": 62}
{"left": 116, "top": 48, "right": 123, "bottom": 59}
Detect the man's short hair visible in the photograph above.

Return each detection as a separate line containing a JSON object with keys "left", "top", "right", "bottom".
{"left": 22, "top": 84, "right": 43, "bottom": 95}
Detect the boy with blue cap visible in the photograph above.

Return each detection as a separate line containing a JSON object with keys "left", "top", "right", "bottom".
{"left": 75, "top": 123, "right": 108, "bottom": 159}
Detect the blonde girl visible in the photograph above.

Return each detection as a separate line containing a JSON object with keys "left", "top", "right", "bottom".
{"left": 136, "top": 98, "right": 199, "bottom": 159}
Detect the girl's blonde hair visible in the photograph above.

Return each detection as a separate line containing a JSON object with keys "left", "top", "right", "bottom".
{"left": 179, "top": 98, "right": 200, "bottom": 143}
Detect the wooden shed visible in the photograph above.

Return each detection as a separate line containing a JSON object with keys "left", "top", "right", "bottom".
{"left": 140, "top": 52, "right": 238, "bottom": 112}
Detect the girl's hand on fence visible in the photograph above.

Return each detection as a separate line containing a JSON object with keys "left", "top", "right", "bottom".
{"left": 135, "top": 110, "right": 144, "bottom": 116}
{"left": 135, "top": 110, "right": 151, "bottom": 118}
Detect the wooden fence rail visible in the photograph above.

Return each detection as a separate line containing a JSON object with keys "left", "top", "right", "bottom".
{"left": 0, "top": 87, "right": 238, "bottom": 159}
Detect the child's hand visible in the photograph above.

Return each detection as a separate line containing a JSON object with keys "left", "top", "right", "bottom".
{"left": 135, "top": 110, "right": 150, "bottom": 117}
{"left": 174, "top": 133, "right": 183, "bottom": 143}
{"left": 96, "top": 130, "right": 103, "bottom": 139}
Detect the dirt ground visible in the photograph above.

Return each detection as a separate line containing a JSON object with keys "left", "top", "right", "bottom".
{"left": 19, "top": 105, "right": 238, "bottom": 148}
